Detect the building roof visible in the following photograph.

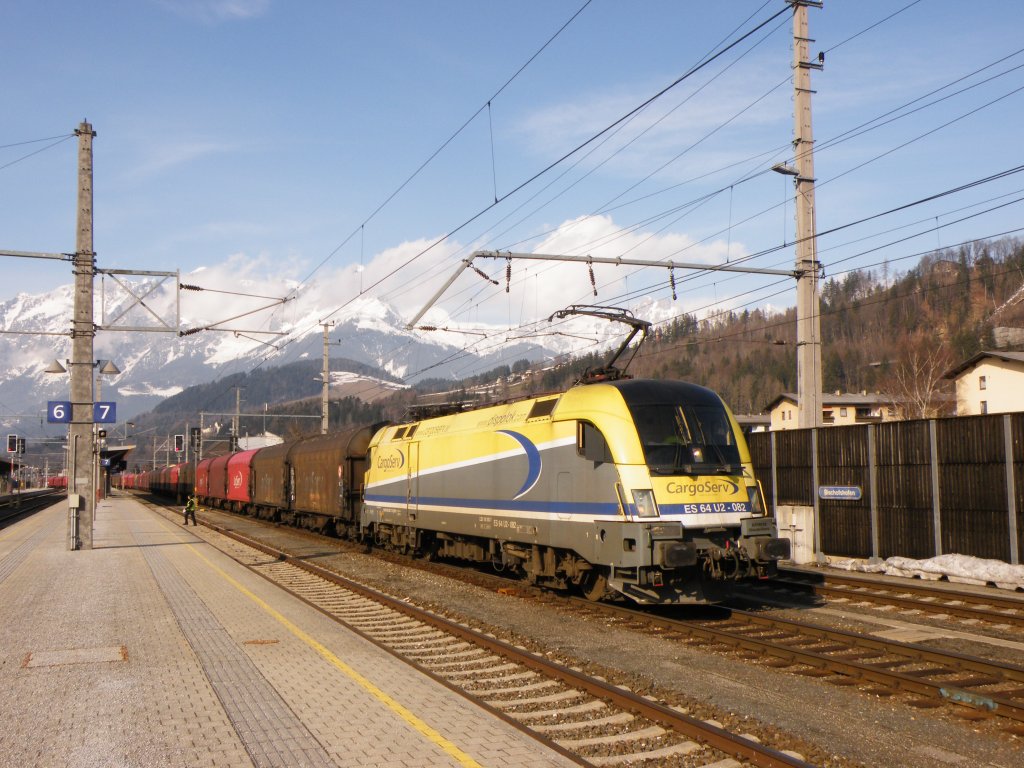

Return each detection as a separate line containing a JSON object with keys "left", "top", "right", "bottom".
{"left": 764, "top": 391, "right": 893, "bottom": 412}
{"left": 735, "top": 413, "right": 770, "bottom": 428}
{"left": 942, "top": 350, "right": 1024, "bottom": 380}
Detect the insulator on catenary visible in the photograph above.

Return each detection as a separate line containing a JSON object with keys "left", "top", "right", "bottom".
{"left": 470, "top": 265, "right": 498, "bottom": 286}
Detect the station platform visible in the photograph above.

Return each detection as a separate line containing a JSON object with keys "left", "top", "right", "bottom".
{"left": 0, "top": 495, "right": 579, "bottom": 768}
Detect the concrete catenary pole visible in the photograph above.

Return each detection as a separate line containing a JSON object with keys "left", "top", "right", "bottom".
{"left": 70, "top": 121, "right": 97, "bottom": 549}
{"left": 233, "top": 387, "right": 242, "bottom": 450}
{"left": 320, "top": 321, "right": 334, "bottom": 434}
{"left": 791, "top": 1, "right": 823, "bottom": 428}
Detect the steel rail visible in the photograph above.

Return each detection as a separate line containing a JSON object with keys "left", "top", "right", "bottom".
{"left": 768, "top": 570, "right": 1024, "bottom": 625}
{"left": 575, "top": 598, "right": 1024, "bottom": 722}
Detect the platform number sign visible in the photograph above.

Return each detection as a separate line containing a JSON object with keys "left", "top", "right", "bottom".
{"left": 47, "top": 400, "right": 117, "bottom": 424}
{"left": 47, "top": 401, "right": 72, "bottom": 423}
{"left": 93, "top": 402, "right": 116, "bottom": 423}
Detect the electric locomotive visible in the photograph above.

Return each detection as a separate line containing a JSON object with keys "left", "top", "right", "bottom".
{"left": 362, "top": 307, "right": 789, "bottom": 604}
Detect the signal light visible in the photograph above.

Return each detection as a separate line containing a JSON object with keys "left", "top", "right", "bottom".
{"left": 174, "top": 434, "right": 184, "bottom": 453}
{"left": 6, "top": 434, "right": 16, "bottom": 453}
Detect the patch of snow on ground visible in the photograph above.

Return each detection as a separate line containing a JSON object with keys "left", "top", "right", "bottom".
{"left": 119, "top": 385, "right": 184, "bottom": 398}
{"left": 331, "top": 371, "right": 407, "bottom": 390}
{"left": 830, "top": 553, "right": 1024, "bottom": 590}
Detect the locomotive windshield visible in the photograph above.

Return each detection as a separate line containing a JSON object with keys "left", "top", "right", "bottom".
{"left": 629, "top": 403, "right": 742, "bottom": 475}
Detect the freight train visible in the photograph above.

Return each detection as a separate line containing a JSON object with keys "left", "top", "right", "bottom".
{"left": 126, "top": 378, "right": 789, "bottom": 604}
{"left": 127, "top": 307, "right": 790, "bottom": 604}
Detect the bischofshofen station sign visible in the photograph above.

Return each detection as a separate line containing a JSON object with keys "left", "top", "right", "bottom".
{"left": 818, "top": 485, "right": 863, "bottom": 501}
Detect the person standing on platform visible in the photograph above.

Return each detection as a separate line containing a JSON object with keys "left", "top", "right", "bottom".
{"left": 184, "top": 495, "right": 198, "bottom": 526}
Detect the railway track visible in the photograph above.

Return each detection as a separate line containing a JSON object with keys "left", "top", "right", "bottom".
{"left": 744, "top": 569, "right": 1024, "bottom": 629}
{"left": 0, "top": 489, "right": 62, "bottom": 525}
{"left": 147, "top": 498, "right": 815, "bottom": 768}
{"left": 559, "top": 598, "right": 1024, "bottom": 733}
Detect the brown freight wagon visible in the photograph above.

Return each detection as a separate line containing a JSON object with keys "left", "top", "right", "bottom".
{"left": 250, "top": 441, "right": 293, "bottom": 522}
{"left": 287, "top": 425, "right": 379, "bottom": 536}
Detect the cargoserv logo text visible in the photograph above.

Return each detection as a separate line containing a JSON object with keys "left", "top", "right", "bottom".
{"left": 376, "top": 449, "right": 405, "bottom": 471}
{"left": 666, "top": 479, "right": 740, "bottom": 495}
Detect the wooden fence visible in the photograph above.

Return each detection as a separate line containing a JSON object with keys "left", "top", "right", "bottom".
{"left": 747, "top": 413, "right": 1024, "bottom": 564}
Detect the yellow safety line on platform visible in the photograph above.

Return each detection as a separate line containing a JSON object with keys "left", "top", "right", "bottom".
{"left": 187, "top": 541, "right": 484, "bottom": 768}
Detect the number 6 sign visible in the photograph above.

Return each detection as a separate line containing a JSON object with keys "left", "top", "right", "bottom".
{"left": 47, "top": 401, "right": 72, "bottom": 423}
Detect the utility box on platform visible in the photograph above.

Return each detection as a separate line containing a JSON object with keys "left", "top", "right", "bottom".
{"left": 775, "top": 505, "right": 815, "bottom": 564}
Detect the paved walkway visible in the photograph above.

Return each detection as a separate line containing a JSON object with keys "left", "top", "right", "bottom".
{"left": 0, "top": 494, "right": 579, "bottom": 768}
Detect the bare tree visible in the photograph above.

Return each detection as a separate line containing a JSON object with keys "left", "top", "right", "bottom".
{"left": 886, "top": 335, "right": 954, "bottom": 419}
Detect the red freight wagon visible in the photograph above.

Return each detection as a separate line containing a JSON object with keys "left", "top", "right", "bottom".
{"left": 165, "top": 464, "right": 179, "bottom": 496}
{"left": 195, "top": 458, "right": 212, "bottom": 501}
{"left": 225, "top": 449, "right": 258, "bottom": 510}
{"left": 207, "top": 454, "right": 232, "bottom": 505}
{"left": 178, "top": 462, "right": 195, "bottom": 499}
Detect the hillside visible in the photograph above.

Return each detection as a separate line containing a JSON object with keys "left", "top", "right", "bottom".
{"left": 598, "top": 237, "right": 1024, "bottom": 415}
{"left": 478, "top": 237, "right": 1024, "bottom": 416}
{"left": 120, "top": 358, "right": 402, "bottom": 468}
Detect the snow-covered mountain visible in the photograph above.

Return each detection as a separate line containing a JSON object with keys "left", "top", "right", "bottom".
{"left": 0, "top": 266, "right": 679, "bottom": 440}
{"left": 0, "top": 282, "right": 562, "bottom": 433}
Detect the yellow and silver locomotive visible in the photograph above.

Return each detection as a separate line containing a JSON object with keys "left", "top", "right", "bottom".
{"left": 363, "top": 353, "right": 789, "bottom": 604}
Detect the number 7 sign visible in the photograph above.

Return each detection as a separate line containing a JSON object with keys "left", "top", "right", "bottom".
{"left": 93, "top": 402, "right": 116, "bottom": 423}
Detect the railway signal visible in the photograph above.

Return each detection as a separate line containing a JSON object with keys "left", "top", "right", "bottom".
{"left": 174, "top": 434, "right": 184, "bottom": 453}
{"left": 6, "top": 434, "right": 16, "bottom": 453}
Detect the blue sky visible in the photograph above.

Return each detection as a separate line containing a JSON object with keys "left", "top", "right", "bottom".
{"left": 3, "top": 0, "right": 1024, "bottom": 356}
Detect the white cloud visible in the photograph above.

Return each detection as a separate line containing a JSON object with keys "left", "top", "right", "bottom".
{"left": 512, "top": 64, "right": 789, "bottom": 184}
{"left": 156, "top": 0, "right": 270, "bottom": 24}
{"left": 91, "top": 211, "right": 757, "bottom": 363}
{"left": 121, "top": 139, "right": 244, "bottom": 181}
{"left": 446, "top": 214, "right": 736, "bottom": 326}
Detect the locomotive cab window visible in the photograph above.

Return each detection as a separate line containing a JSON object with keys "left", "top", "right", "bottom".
{"left": 577, "top": 421, "right": 613, "bottom": 464}
{"left": 629, "top": 403, "right": 741, "bottom": 475}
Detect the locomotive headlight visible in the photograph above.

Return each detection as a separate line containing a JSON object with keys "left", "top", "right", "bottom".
{"left": 747, "top": 483, "right": 766, "bottom": 516}
{"left": 632, "top": 489, "right": 660, "bottom": 518}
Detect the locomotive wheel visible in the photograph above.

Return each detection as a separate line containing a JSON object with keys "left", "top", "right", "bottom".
{"left": 581, "top": 569, "right": 610, "bottom": 602}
